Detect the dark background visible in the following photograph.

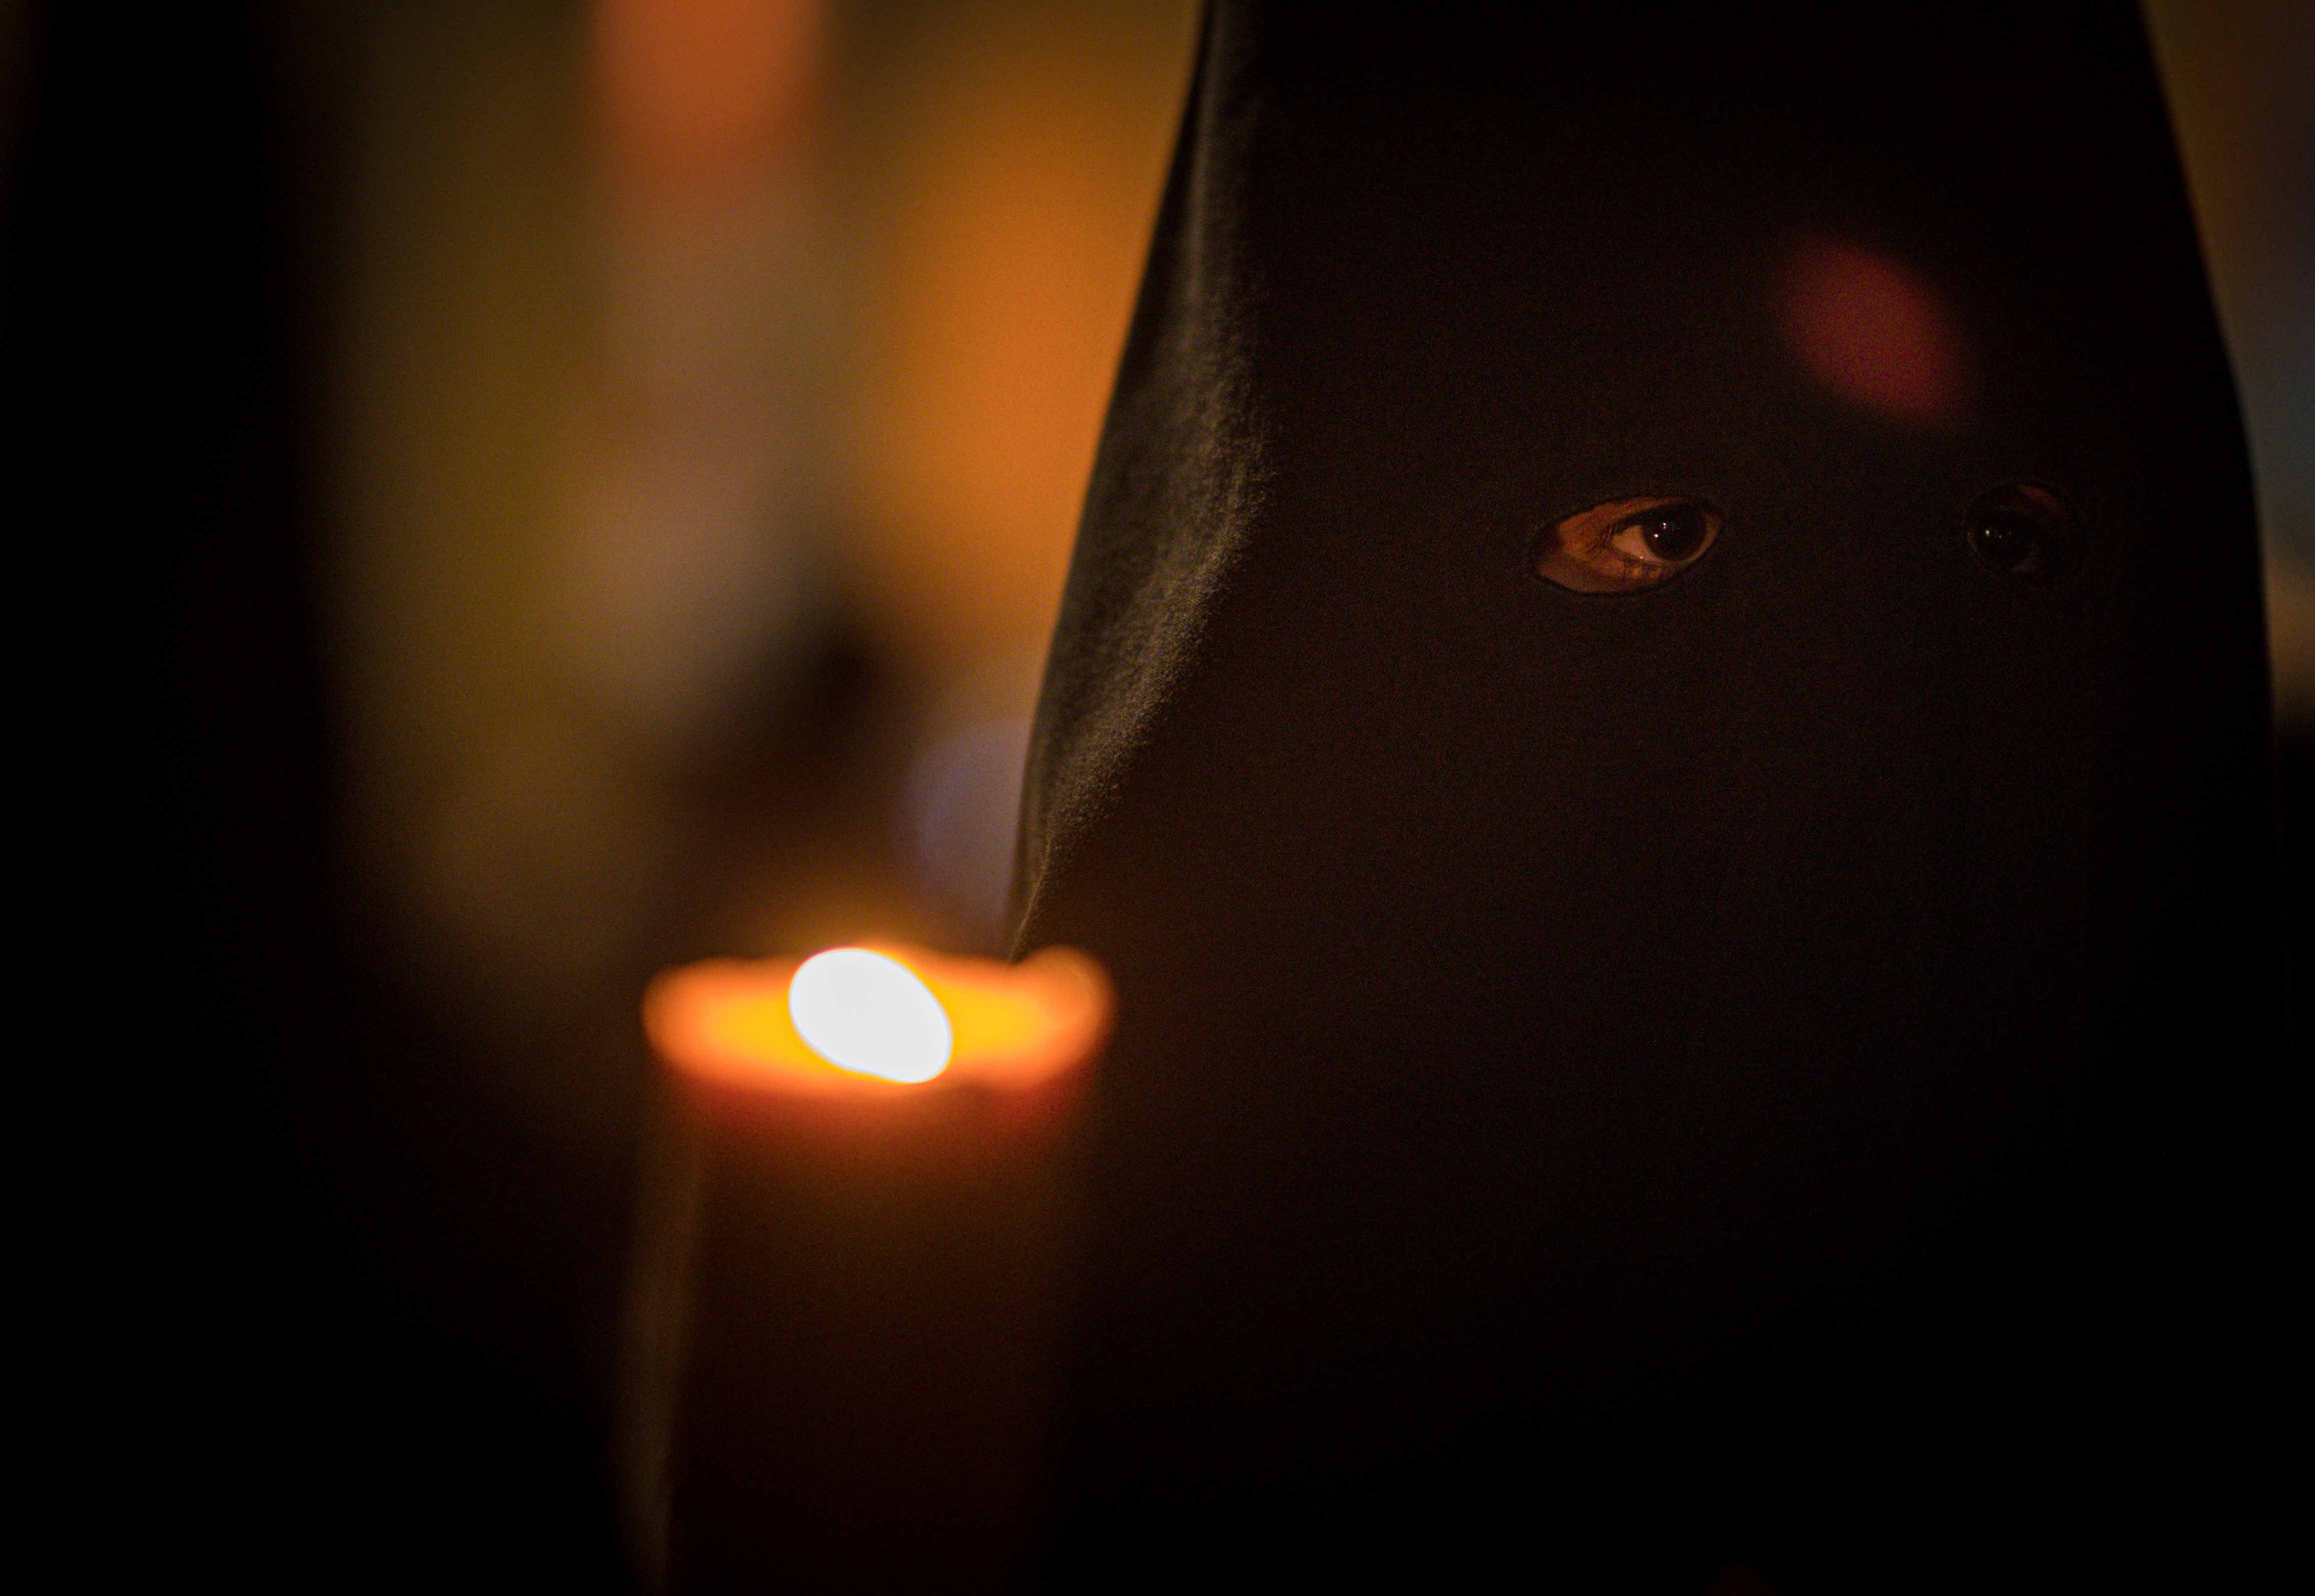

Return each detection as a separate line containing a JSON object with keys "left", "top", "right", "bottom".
{"left": 7, "top": 3, "right": 2304, "bottom": 1586}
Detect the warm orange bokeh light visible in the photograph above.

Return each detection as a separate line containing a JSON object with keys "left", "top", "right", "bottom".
{"left": 593, "top": 0, "right": 823, "bottom": 198}
{"left": 646, "top": 943, "right": 1111, "bottom": 1099}
{"left": 848, "top": 39, "right": 1176, "bottom": 679}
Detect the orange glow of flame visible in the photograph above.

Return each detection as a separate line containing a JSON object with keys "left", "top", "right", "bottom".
{"left": 645, "top": 943, "right": 1111, "bottom": 1099}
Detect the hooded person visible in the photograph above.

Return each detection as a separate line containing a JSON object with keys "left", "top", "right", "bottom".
{"left": 1012, "top": 4, "right": 2288, "bottom": 1588}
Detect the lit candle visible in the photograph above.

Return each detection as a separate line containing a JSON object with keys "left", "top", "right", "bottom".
{"left": 621, "top": 944, "right": 1111, "bottom": 1593}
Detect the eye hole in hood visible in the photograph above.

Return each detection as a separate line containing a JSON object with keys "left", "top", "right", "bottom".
{"left": 1966, "top": 483, "right": 2080, "bottom": 585}
{"left": 1535, "top": 496, "right": 1725, "bottom": 594}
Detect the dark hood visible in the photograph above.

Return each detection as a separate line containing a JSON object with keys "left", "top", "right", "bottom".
{"left": 1015, "top": 4, "right": 2284, "bottom": 1584}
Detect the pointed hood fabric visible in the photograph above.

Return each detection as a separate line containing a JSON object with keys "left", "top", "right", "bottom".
{"left": 1015, "top": 5, "right": 2285, "bottom": 1585}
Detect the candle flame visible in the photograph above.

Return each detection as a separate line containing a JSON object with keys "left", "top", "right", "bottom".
{"left": 787, "top": 947, "right": 954, "bottom": 1083}
{"left": 645, "top": 943, "right": 1109, "bottom": 1098}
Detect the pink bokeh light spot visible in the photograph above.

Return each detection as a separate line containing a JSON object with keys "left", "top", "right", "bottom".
{"left": 1780, "top": 238, "right": 1971, "bottom": 424}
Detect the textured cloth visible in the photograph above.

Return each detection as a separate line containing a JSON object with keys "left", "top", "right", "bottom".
{"left": 1016, "top": 5, "right": 2286, "bottom": 1585}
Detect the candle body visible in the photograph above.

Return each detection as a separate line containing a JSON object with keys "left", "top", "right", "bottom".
{"left": 622, "top": 951, "right": 1103, "bottom": 1594}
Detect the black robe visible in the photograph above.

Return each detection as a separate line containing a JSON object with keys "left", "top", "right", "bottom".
{"left": 1015, "top": 4, "right": 2286, "bottom": 1588}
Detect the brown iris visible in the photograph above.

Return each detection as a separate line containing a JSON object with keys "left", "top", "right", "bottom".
{"left": 1535, "top": 496, "right": 1724, "bottom": 594}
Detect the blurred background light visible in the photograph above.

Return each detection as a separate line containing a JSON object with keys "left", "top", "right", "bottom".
{"left": 903, "top": 713, "right": 1033, "bottom": 951}
{"left": 594, "top": 0, "right": 823, "bottom": 202}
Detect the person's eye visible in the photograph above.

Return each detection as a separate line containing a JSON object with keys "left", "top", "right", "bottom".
{"left": 1535, "top": 496, "right": 1724, "bottom": 594}
{"left": 1965, "top": 483, "right": 2079, "bottom": 585}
